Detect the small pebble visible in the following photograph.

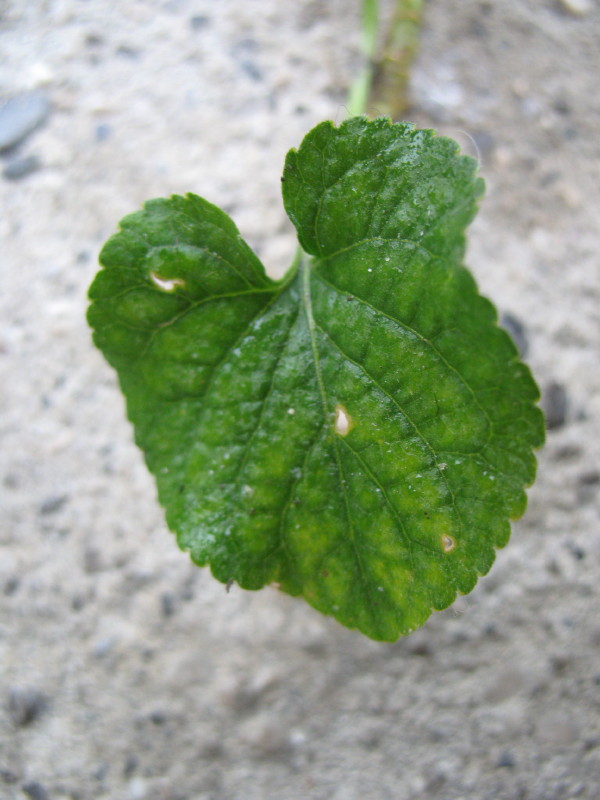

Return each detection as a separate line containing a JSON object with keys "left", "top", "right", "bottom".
{"left": 554, "top": 443, "right": 580, "bottom": 460}
{"left": 297, "top": 624, "right": 328, "bottom": 655}
{"left": 3, "top": 155, "right": 40, "bottom": 180}
{"left": 578, "top": 472, "right": 599, "bottom": 505}
{"left": 543, "top": 381, "right": 568, "bottom": 430}
{"left": 71, "top": 593, "right": 85, "bottom": 611}
{"left": 578, "top": 469, "right": 599, "bottom": 486}
{"left": 0, "top": 92, "right": 51, "bottom": 152}
{"left": 550, "top": 654, "right": 573, "bottom": 675}
{"left": 161, "top": 592, "right": 177, "bottom": 617}
{"left": 93, "top": 762, "right": 109, "bottom": 781}
{"left": 553, "top": 97, "right": 571, "bottom": 116}
{"left": 405, "top": 631, "right": 433, "bottom": 656}
{"left": 128, "top": 777, "right": 147, "bottom": 800}
{"left": 239, "top": 60, "right": 263, "bottom": 82}
{"left": 496, "top": 751, "right": 516, "bottom": 768}
{"left": 22, "top": 781, "right": 50, "bottom": 800}
{"left": 3, "top": 472, "right": 19, "bottom": 488}
{"left": 536, "top": 710, "right": 580, "bottom": 746}
{"left": 123, "top": 755, "right": 138, "bottom": 778}
{"left": 558, "top": 0, "right": 593, "bottom": 16}
{"left": 216, "top": 673, "right": 260, "bottom": 712}
{"left": 472, "top": 130, "right": 495, "bottom": 159}
{"left": 92, "top": 637, "right": 115, "bottom": 658}
{"left": 4, "top": 575, "right": 19, "bottom": 596}
{"left": 83, "top": 546, "right": 103, "bottom": 574}
{"left": 584, "top": 733, "right": 600, "bottom": 749}
{"left": 483, "top": 667, "right": 525, "bottom": 704}
{"left": 39, "top": 494, "right": 69, "bottom": 515}
{"left": 232, "top": 38, "right": 263, "bottom": 82}
{"left": 566, "top": 541, "right": 585, "bottom": 561}
{"left": 85, "top": 33, "right": 104, "bottom": 48}
{"left": 240, "top": 714, "right": 291, "bottom": 756}
{"left": 197, "top": 737, "right": 224, "bottom": 759}
{"left": 95, "top": 123, "right": 111, "bottom": 142}
{"left": 115, "top": 45, "right": 139, "bottom": 59}
{"left": 149, "top": 709, "right": 167, "bottom": 725}
{"left": 189, "top": 15, "right": 210, "bottom": 30}
{"left": 357, "top": 724, "right": 384, "bottom": 749}
{"left": 8, "top": 687, "right": 47, "bottom": 727}
{"left": 500, "top": 311, "right": 529, "bottom": 357}
{"left": 180, "top": 575, "right": 196, "bottom": 601}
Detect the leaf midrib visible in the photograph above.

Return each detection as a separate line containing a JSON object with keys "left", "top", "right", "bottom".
{"left": 301, "top": 257, "right": 373, "bottom": 615}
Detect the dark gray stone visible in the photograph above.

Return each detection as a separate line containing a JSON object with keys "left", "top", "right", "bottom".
{"left": 123, "top": 755, "right": 138, "bottom": 777}
{"left": 232, "top": 38, "right": 263, "bottom": 82}
{"left": 71, "top": 593, "right": 86, "bottom": 611}
{"left": 92, "top": 637, "right": 114, "bottom": 658}
{"left": 3, "top": 155, "right": 40, "bottom": 180}
{"left": 405, "top": 631, "right": 433, "bottom": 656}
{"left": 0, "top": 767, "right": 19, "bottom": 783}
{"left": 554, "top": 443, "right": 580, "bottom": 460}
{"left": 566, "top": 541, "right": 585, "bottom": 560}
{"left": 543, "top": 381, "right": 568, "bottom": 430}
{"left": 472, "top": 130, "right": 495, "bottom": 158}
{"left": 3, "top": 575, "right": 19, "bottom": 595}
{"left": 189, "top": 15, "right": 210, "bottom": 30}
{"left": 239, "top": 60, "right": 264, "bottom": 82}
{"left": 22, "top": 782, "right": 50, "bottom": 800}
{"left": 496, "top": 751, "right": 516, "bottom": 768}
{"left": 576, "top": 471, "right": 598, "bottom": 504}
{"left": 500, "top": 311, "right": 529, "bottom": 357}
{"left": 93, "top": 762, "right": 109, "bottom": 781}
{"left": 161, "top": 592, "right": 177, "bottom": 617}
{"left": 83, "top": 546, "right": 103, "bottom": 574}
{"left": 39, "top": 494, "right": 69, "bottom": 515}
{"left": 0, "top": 92, "right": 51, "bottom": 152}
{"left": 578, "top": 469, "right": 599, "bottom": 486}
{"left": 95, "top": 123, "right": 111, "bottom": 142}
{"left": 85, "top": 33, "right": 104, "bottom": 48}
{"left": 8, "top": 686, "right": 47, "bottom": 726}
{"left": 115, "top": 45, "right": 140, "bottom": 59}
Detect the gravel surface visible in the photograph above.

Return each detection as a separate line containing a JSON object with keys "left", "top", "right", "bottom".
{"left": 1, "top": 2, "right": 599, "bottom": 799}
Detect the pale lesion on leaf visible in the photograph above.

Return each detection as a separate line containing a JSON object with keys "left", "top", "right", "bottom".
{"left": 149, "top": 271, "right": 186, "bottom": 292}
{"left": 334, "top": 403, "right": 353, "bottom": 436}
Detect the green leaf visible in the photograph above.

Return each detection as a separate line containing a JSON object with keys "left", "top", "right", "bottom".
{"left": 88, "top": 117, "right": 544, "bottom": 641}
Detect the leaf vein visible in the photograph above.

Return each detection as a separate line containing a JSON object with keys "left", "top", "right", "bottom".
{"left": 314, "top": 271, "right": 494, "bottom": 445}
{"left": 314, "top": 320, "right": 467, "bottom": 552}
{"left": 302, "top": 260, "right": 376, "bottom": 620}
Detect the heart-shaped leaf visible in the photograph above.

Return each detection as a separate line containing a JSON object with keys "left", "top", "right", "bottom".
{"left": 88, "top": 117, "right": 544, "bottom": 641}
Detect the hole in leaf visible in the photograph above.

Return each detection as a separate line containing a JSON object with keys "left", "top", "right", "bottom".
{"left": 150, "top": 272, "right": 185, "bottom": 292}
{"left": 441, "top": 534, "right": 456, "bottom": 553}
{"left": 334, "top": 404, "right": 352, "bottom": 436}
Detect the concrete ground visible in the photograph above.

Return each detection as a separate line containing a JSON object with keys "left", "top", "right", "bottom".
{"left": 1, "top": 1, "right": 599, "bottom": 798}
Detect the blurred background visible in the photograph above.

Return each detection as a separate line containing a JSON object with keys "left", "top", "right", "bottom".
{"left": 1, "top": 1, "right": 599, "bottom": 799}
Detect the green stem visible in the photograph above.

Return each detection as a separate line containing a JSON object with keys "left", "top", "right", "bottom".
{"left": 347, "top": 0, "right": 423, "bottom": 120}
{"left": 369, "top": 0, "right": 423, "bottom": 119}
{"left": 347, "top": 0, "right": 380, "bottom": 117}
